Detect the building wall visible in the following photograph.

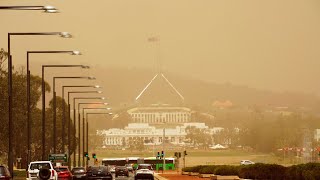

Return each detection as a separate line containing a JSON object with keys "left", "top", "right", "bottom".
{"left": 127, "top": 107, "right": 192, "bottom": 124}
{"left": 98, "top": 123, "right": 222, "bottom": 146}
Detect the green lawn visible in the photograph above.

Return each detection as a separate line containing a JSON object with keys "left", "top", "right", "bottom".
{"left": 95, "top": 149, "right": 263, "bottom": 158}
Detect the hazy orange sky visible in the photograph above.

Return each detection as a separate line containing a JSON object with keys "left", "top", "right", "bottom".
{"left": 1, "top": 0, "right": 320, "bottom": 95}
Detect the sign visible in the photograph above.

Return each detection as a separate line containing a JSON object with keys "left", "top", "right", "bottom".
{"left": 49, "top": 154, "right": 68, "bottom": 163}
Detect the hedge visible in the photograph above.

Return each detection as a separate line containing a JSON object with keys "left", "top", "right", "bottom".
{"left": 183, "top": 163, "right": 320, "bottom": 180}
{"left": 13, "top": 169, "right": 27, "bottom": 177}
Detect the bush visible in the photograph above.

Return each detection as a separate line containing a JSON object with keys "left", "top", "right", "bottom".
{"left": 214, "top": 165, "right": 239, "bottom": 176}
{"left": 285, "top": 163, "right": 320, "bottom": 180}
{"left": 198, "top": 165, "right": 218, "bottom": 174}
{"left": 13, "top": 170, "right": 26, "bottom": 177}
{"left": 182, "top": 163, "right": 320, "bottom": 179}
{"left": 182, "top": 165, "right": 208, "bottom": 172}
{"left": 239, "top": 163, "right": 286, "bottom": 180}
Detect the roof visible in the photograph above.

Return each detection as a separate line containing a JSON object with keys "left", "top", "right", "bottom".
{"left": 30, "top": 161, "right": 52, "bottom": 163}
{"left": 128, "top": 107, "right": 191, "bottom": 113}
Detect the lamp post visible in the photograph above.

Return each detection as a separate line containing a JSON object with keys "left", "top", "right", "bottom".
{"left": 62, "top": 86, "right": 101, "bottom": 156}
{"left": 52, "top": 76, "right": 95, "bottom": 154}
{"left": 72, "top": 96, "right": 105, "bottom": 167}
{"left": 26, "top": 51, "right": 81, "bottom": 164}
{"left": 78, "top": 105, "right": 109, "bottom": 166}
{"left": 5, "top": 31, "right": 72, "bottom": 175}
{"left": 85, "top": 112, "right": 113, "bottom": 166}
{"left": 42, "top": 65, "right": 88, "bottom": 160}
{"left": 0, "top": 5, "right": 58, "bottom": 13}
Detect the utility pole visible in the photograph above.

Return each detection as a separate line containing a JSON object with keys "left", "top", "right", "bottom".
{"left": 162, "top": 128, "right": 165, "bottom": 173}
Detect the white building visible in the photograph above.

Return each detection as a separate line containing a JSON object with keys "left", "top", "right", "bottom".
{"left": 98, "top": 123, "right": 222, "bottom": 147}
{"left": 127, "top": 106, "right": 191, "bottom": 124}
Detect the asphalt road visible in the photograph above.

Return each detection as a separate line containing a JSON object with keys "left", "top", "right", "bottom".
{"left": 113, "top": 172, "right": 135, "bottom": 180}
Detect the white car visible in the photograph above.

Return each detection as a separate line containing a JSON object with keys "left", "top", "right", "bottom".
{"left": 240, "top": 160, "right": 255, "bottom": 165}
{"left": 27, "top": 161, "right": 58, "bottom": 180}
{"left": 134, "top": 164, "right": 154, "bottom": 180}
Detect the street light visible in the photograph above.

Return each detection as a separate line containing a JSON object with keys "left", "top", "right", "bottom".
{"left": 78, "top": 105, "right": 110, "bottom": 166}
{"left": 52, "top": 77, "right": 95, "bottom": 154}
{"left": 62, "top": 86, "right": 101, "bottom": 155}
{"left": 42, "top": 65, "right": 88, "bottom": 160}
{"left": 85, "top": 112, "right": 113, "bottom": 166}
{"left": 0, "top": 6, "right": 59, "bottom": 13}
{"left": 67, "top": 93, "right": 104, "bottom": 168}
{"left": 6, "top": 32, "right": 72, "bottom": 174}
{"left": 72, "top": 96, "right": 105, "bottom": 167}
{"left": 26, "top": 51, "right": 81, "bottom": 164}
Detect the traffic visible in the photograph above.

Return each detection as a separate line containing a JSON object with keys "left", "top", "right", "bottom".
{"left": 22, "top": 156, "right": 176, "bottom": 180}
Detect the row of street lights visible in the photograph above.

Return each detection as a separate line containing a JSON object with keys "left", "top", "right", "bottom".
{"left": 1, "top": 4, "right": 112, "bottom": 175}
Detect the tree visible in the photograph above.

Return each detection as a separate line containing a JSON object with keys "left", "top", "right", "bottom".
{"left": 128, "top": 138, "right": 144, "bottom": 151}
{"left": 0, "top": 49, "right": 77, "bottom": 167}
{"left": 185, "top": 126, "right": 212, "bottom": 149}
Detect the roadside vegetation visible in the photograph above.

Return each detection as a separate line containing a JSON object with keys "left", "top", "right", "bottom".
{"left": 183, "top": 163, "right": 320, "bottom": 180}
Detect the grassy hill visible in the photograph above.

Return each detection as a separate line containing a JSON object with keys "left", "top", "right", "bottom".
{"left": 92, "top": 66, "right": 320, "bottom": 111}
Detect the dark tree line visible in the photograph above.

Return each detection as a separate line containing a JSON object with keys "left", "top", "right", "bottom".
{"left": 0, "top": 49, "right": 77, "bottom": 168}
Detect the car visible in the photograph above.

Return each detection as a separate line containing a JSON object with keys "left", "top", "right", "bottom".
{"left": 240, "top": 160, "right": 255, "bottom": 165}
{"left": 134, "top": 164, "right": 154, "bottom": 180}
{"left": 27, "top": 161, "right": 58, "bottom": 180}
{"left": 86, "top": 166, "right": 112, "bottom": 179}
{"left": 125, "top": 164, "right": 133, "bottom": 172}
{"left": 71, "top": 167, "right": 86, "bottom": 180}
{"left": 0, "top": 165, "right": 11, "bottom": 180}
{"left": 54, "top": 166, "right": 72, "bottom": 180}
{"left": 115, "top": 166, "right": 129, "bottom": 178}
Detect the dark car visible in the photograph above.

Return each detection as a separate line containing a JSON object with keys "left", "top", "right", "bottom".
{"left": 86, "top": 166, "right": 112, "bottom": 180}
{"left": 0, "top": 165, "right": 11, "bottom": 180}
{"left": 115, "top": 166, "right": 129, "bottom": 178}
{"left": 71, "top": 167, "right": 86, "bottom": 180}
{"left": 55, "top": 166, "right": 72, "bottom": 180}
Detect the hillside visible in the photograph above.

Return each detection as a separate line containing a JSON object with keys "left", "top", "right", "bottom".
{"left": 91, "top": 66, "right": 320, "bottom": 111}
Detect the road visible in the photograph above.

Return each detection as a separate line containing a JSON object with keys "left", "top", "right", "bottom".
{"left": 113, "top": 172, "right": 135, "bottom": 180}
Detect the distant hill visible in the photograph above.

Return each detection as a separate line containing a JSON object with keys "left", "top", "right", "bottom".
{"left": 91, "top": 66, "right": 320, "bottom": 111}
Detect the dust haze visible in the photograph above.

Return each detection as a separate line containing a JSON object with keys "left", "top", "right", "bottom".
{"left": 1, "top": 0, "right": 320, "bottom": 95}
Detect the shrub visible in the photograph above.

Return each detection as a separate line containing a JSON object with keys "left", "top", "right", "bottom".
{"left": 198, "top": 165, "right": 218, "bottom": 174}
{"left": 239, "top": 163, "right": 286, "bottom": 180}
{"left": 13, "top": 170, "right": 26, "bottom": 177}
{"left": 182, "top": 165, "right": 208, "bottom": 172}
{"left": 285, "top": 163, "right": 320, "bottom": 180}
{"left": 183, "top": 163, "right": 320, "bottom": 179}
{"left": 214, "top": 165, "right": 239, "bottom": 176}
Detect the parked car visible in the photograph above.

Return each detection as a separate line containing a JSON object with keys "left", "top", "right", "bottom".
{"left": 54, "top": 166, "right": 72, "bottom": 180}
{"left": 27, "top": 161, "right": 58, "bottom": 180}
{"left": 86, "top": 166, "right": 112, "bottom": 179}
{"left": 125, "top": 164, "right": 133, "bottom": 172}
{"left": 240, "top": 160, "right": 255, "bottom": 165}
{"left": 134, "top": 164, "right": 154, "bottom": 180}
{"left": 71, "top": 167, "right": 86, "bottom": 180}
{"left": 0, "top": 165, "right": 11, "bottom": 180}
{"left": 115, "top": 166, "right": 129, "bottom": 178}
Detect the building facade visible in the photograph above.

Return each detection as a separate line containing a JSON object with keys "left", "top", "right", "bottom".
{"left": 98, "top": 123, "right": 221, "bottom": 147}
{"left": 127, "top": 106, "right": 191, "bottom": 124}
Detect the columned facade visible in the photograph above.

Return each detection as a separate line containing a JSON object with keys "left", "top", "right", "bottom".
{"left": 98, "top": 123, "right": 216, "bottom": 147}
{"left": 127, "top": 106, "right": 191, "bottom": 124}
